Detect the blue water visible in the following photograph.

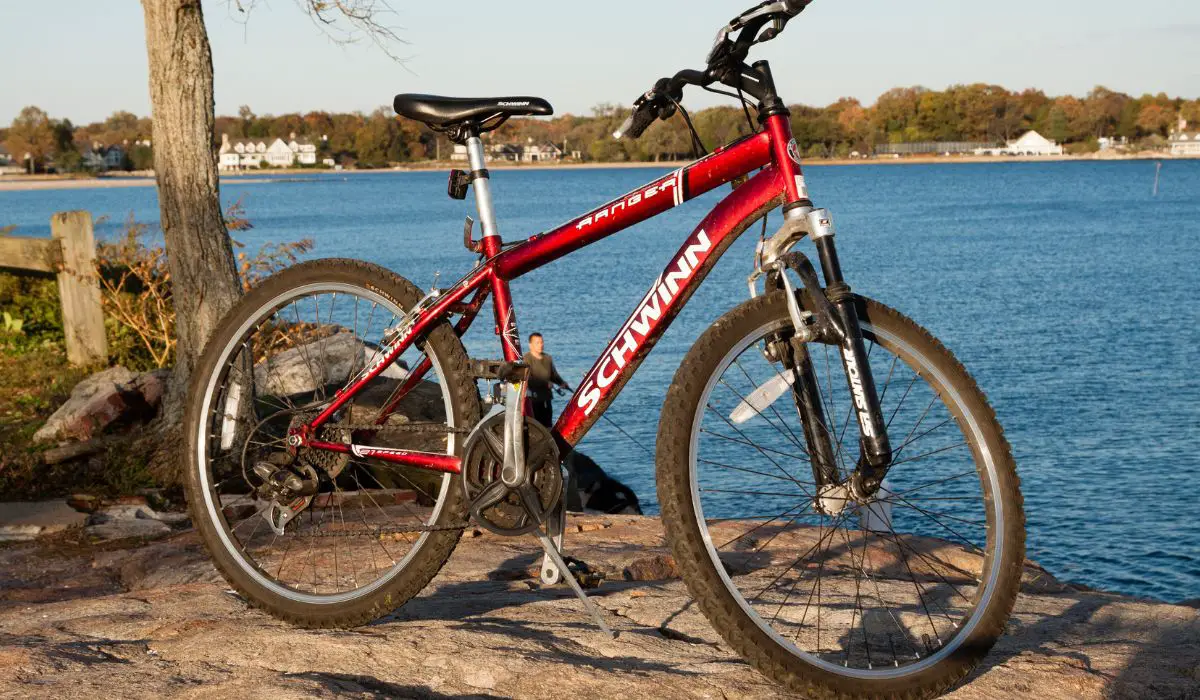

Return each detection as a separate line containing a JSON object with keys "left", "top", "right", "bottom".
{"left": 3, "top": 160, "right": 1198, "bottom": 603}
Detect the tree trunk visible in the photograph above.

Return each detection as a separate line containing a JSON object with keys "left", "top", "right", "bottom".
{"left": 141, "top": 0, "right": 242, "bottom": 475}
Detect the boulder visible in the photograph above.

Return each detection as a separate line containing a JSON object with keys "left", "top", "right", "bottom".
{"left": 564, "top": 450, "right": 642, "bottom": 515}
{"left": 84, "top": 504, "right": 190, "bottom": 541}
{"left": 0, "top": 501, "right": 89, "bottom": 541}
{"left": 623, "top": 553, "right": 681, "bottom": 581}
{"left": 253, "top": 333, "right": 407, "bottom": 397}
{"left": 34, "top": 366, "right": 139, "bottom": 443}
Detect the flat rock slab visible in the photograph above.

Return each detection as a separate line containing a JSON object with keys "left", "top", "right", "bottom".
{"left": 0, "top": 515, "right": 1196, "bottom": 699}
{"left": 0, "top": 501, "right": 88, "bottom": 541}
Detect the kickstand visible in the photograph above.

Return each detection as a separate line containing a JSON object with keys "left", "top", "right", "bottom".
{"left": 538, "top": 498, "right": 566, "bottom": 584}
{"left": 534, "top": 529, "right": 616, "bottom": 638}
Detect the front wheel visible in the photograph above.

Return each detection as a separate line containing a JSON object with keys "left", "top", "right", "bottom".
{"left": 657, "top": 291, "right": 1024, "bottom": 699}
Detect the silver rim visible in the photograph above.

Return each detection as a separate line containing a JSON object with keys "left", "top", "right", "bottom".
{"left": 195, "top": 282, "right": 457, "bottom": 605}
{"left": 687, "top": 315, "right": 1004, "bottom": 679}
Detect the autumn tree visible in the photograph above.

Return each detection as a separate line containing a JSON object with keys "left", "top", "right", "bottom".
{"left": 5, "top": 106, "right": 56, "bottom": 172}
{"left": 1136, "top": 104, "right": 1176, "bottom": 137}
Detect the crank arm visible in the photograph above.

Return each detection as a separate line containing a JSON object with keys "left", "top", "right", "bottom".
{"left": 501, "top": 378, "right": 528, "bottom": 486}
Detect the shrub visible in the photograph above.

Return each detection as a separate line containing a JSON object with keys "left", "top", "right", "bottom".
{"left": 2, "top": 205, "right": 312, "bottom": 370}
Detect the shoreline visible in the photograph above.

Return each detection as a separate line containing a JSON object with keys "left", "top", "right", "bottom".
{"left": 1, "top": 151, "right": 1192, "bottom": 192}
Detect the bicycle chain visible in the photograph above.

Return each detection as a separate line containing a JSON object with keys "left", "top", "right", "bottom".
{"left": 316, "top": 420, "right": 472, "bottom": 435}
{"left": 292, "top": 420, "right": 473, "bottom": 536}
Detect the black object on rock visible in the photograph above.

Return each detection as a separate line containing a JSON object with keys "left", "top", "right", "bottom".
{"left": 563, "top": 450, "right": 642, "bottom": 515}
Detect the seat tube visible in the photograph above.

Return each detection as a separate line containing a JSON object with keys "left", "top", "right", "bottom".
{"left": 465, "top": 135, "right": 522, "bottom": 361}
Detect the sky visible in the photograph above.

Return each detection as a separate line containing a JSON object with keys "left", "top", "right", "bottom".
{"left": 2, "top": 0, "right": 1199, "bottom": 126}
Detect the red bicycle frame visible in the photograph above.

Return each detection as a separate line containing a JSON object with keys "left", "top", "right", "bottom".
{"left": 302, "top": 114, "right": 810, "bottom": 473}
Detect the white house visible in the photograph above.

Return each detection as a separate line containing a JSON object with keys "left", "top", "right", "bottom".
{"left": 1170, "top": 132, "right": 1200, "bottom": 157}
{"left": 1169, "top": 119, "right": 1200, "bottom": 157}
{"left": 287, "top": 133, "right": 318, "bottom": 165}
{"left": 1008, "top": 131, "right": 1064, "bottom": 156}
{"left": 219, "top": 133, "right": 320, "bottom": 169}
{"left": 451, "top": 141, "right": 562, "bottom": 163}
{"left": 521, "top": 142, "right": 562, "bottom": 162}
{"left": 976, "top": 130, "right": 1063, "bottom": 157}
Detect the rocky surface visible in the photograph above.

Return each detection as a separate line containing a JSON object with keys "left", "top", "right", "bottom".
{"left": 0, "top": 502, "right": 88, "bottom": 542}
{"left": 0, "top": 515, "right": 1196, "bottom": 699}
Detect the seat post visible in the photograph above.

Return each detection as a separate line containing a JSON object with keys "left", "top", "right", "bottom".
{"left": 465, "top": 135, "right": 501, "bottom": 249}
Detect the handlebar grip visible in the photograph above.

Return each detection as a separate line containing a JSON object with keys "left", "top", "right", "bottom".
{"left": 613, "top": 104, "right": 658, "bottom": 140}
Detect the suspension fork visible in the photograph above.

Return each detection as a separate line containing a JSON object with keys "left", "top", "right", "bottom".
{"left": 802, "top": 209, "right": 893, "bottom": 491}
{"left": 768, "top": 330, "right": 839, "bottom": 488}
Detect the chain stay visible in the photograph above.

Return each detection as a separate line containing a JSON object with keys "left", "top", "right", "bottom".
{"left": 289, "top": 420, "right": 472, "bottom": 536}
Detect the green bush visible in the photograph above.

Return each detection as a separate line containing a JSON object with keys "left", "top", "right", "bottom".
{"left": 0, "top": 271, "right": 65, "bottom": 354}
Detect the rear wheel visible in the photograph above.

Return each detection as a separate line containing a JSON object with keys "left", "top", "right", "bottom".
{"left": 657, "top": 291, "right": 1024, "bottom": 699}
{"left": 184, "top": 259, "right": 480, "bottom": 628}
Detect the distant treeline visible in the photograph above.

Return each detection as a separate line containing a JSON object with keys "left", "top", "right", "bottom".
{"left": 5, "top": 84, "right": 1198, "bottom": 171}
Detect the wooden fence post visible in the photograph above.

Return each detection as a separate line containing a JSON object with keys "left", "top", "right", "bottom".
{"left": 50, "top": 211, "right": 107, "bottom": 366}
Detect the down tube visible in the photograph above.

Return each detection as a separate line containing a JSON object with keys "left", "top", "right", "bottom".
{"left": 555, "top": 166, "right": 785, "bottom": 448}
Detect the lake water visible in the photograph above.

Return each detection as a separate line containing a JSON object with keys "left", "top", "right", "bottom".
{"left": 3, "top": 160, "right": 1199, "bottom": 603}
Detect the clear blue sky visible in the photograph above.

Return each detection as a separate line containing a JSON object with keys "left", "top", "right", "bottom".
{"left": 2, "top": 0, "right": 1198, "bottom": 125}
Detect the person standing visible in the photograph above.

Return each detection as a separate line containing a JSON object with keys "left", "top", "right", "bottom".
{"left": 522, "top": 332, "right": 570, "bottom": 427}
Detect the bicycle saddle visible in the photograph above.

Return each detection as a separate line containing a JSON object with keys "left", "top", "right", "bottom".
{"left": 393, "top": 94, "right": 553, "bottom": 128}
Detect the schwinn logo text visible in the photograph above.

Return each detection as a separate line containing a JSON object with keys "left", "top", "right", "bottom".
{"left": 498, "top": 101, "right": 530, "bottom": 107}
{"left": 576, "top": 170, "right": 683, "bottom": 230}
{"left": 576, "top": 230, "right": 711, "bottom": 415}
{"left": 842, "top": 348, "right": 876, "bottom": 438}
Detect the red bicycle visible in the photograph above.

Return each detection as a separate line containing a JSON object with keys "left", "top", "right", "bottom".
{"left": 185, "top": 2, "right": 1025, "bottom": 697}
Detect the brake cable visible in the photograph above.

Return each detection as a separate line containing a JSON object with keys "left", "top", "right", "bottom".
{"left": 664, "top": 92, "right": 708, "bottom": 159}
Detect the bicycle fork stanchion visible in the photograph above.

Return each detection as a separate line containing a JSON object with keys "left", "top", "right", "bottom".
{"left": 805, "top": 210, "right": 894, "bottom": 492}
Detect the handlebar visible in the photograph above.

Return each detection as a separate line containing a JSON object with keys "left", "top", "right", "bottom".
{"left": 614, "top": 0, "right": 813, "bottom": 141}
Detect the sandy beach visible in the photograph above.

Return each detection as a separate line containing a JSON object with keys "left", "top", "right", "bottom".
{"left": 0, "top": 151, "right": 1185, "bottom": 192}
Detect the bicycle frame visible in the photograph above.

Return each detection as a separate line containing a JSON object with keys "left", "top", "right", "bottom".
{"left": 299, "top": 113, "right": 812, "bottom": 474}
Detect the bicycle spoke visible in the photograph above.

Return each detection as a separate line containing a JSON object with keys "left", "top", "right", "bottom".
{"left": 686, "top": 316, "right": 1007, "bottom": 676}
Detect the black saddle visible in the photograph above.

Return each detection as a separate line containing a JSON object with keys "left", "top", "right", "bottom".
{"left": 393, "top": 94, "right": 553, "bottom": 130}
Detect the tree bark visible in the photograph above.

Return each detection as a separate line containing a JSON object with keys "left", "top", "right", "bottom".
{"left": 141, "top": 0, "right": 242, "bottom": 473}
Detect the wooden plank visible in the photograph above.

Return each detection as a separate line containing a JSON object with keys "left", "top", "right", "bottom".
{"left": 0, "top": 236, "right": 61, "bottom": 273}
{"left": 51, "top": 211, "right": 108, "bottom": 366}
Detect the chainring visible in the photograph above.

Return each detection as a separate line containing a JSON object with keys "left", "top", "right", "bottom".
{"left": 461, "top": 412, "right": 562, "bottom": 536}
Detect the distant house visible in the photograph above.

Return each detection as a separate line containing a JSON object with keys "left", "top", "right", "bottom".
{"left": 218, "top": 133, "right": 318, "bottom": 169}
{"left": 521, "top": 142, "right": 561, "bottom": 163}
{"left": 286, "top": 134, "right": 318, "bottom": 165}
{"left": 975, "top": 131, "right": 1063, "bottom": 157}
{"left": 1169, "top": 119, "right": 1200, "bottom": 157}
{"left": 875, "top": 141, "right": 995, "bottom": 156}
{"left": 1098, "top": 136, "right": 1128, "bottom": 152}
{"left": 0, "top": 144, "right": 10, "bottom": 165}
{"left": 489, "top": 144, "right": 523, "bottom": 162}
{"left": 81, "top": 148, "right": 107, "bottom": 170}
{"left": 451, "top": 141, "right": 562, "bottom": 163}
{"left": 104, "top": 145, "right": 126, "bottom": 170}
